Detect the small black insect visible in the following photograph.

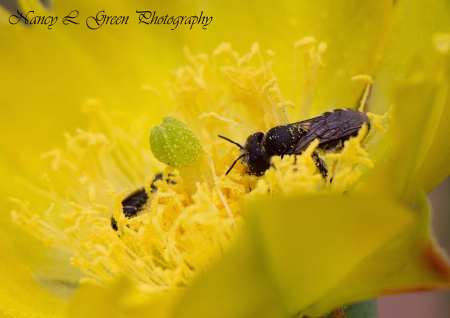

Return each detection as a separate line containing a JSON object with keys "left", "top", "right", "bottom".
{"left": 111, "top": 173, "right": 171, "bottom": 231}
{"left": 219, "top": 109, "right": 370, "bottom": 178}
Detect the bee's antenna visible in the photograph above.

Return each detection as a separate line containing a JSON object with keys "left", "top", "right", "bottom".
{"left": 218, "top": 135, "right": 244, "bottom": 150}
{"left": 226, "top": 154, "right": 245, "bottom": 175}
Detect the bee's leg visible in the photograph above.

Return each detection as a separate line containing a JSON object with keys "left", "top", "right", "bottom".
{"left": 321, "top": 139, "right": 343, "bottom": 152}
{"left": 312, "top": 151, "right": 328, "bottom": 180}
{"left": 330, "top": 307, "right": 347, "bottom": 318}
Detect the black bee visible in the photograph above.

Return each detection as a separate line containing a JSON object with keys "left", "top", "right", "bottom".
{"left": 111, "top": 173, "right": 173, "bottom": 231}
{"left": 218, "top": 109, "right": 370, "bottom": 177}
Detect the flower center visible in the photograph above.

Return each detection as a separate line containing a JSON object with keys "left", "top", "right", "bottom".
{"left": 11, "top": 39, "right": 388, "bottom": 295}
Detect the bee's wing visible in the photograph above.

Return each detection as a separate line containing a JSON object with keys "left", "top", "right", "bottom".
{"left": 284, "top": 113, "right": 329, "bottom": 154}
{"left": 286, "top": 109, "right": 369, "bottom": 154}
{"left": 290, "top": 124, "right": 363, "bottom": 154}
{"left": 293, "top": 115, "right": 325, "bottom": 131}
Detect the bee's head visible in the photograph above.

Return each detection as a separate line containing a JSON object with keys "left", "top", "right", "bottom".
{"left": 218, "top": 133, "right": 270, "bottom": 177}
{"left": 241, "top": 132, "right": 271, "bottom": 176}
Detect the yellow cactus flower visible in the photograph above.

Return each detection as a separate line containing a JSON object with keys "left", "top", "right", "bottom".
{"left": 1, "top": 0, "right": 450, "bottom": 318}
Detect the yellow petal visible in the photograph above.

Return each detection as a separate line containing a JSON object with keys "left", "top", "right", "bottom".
{"left": 202, "top": 0, "right": 393, "bottom": 115}
{"left": 303, "top": 192, "right": 450, "bottom": 317}
{"left": 365, "top": 0, "right": 450, "bottom": 197}
{"left": 391, "top": 63, "right": 444, "bottom": 199}
{"left": 405, "top": 44, "right": 450, "bottom": 194}
{"left": 172, "top": 226, "right": 286, "bottom": 318}
{"left": 172, "top": 194, "right": 415, "bottom": 317}
{"left": 360, "top": 49, "right": 449, "bottom": 200}
{"left": 71, "top": 277, "right": 183, "bottom": 318}
{"left": 1, "top": 0, "right": 182, "bottom": 179}
{"left": 407, "top": 93, "right": 450, "bottom": 194}
{"left": 370, "top": 0, "right": 450, "bottom": 114}
{"left": 0, "top": 229, "right": 68, "bottom": 317}
{"left": 285, "top": 0, "right": 392, "bottom": 115}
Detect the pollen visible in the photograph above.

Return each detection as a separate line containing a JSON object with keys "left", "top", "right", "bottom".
{"left": 326, "top": 124, "right": 373, "bottom": 193}
{"left": 251, "top": 139, "right": 323, "bottom": 197}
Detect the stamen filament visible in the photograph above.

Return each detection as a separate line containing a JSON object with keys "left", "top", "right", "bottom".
{"left": 199, "top": 112, "right": 253, "bottom": 134}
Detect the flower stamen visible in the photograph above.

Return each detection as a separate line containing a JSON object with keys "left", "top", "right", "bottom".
{"left": 351, "top": 74, "right": 374, "bottom": 112}
{"left": 199, "top": 112, "right": 253, "bottom": 134}
{"left": 293, "top": 37, "right": 327, "bottom": 119}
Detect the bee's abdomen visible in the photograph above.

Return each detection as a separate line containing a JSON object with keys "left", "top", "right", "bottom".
{"left": 111, "top": 173, "right": 165, "bottom": 231}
